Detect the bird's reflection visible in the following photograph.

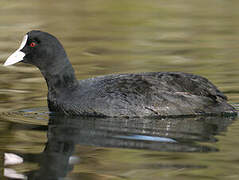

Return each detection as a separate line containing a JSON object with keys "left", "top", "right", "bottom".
{"left": 3, "top": 114, "right": 236, "bottom": 180}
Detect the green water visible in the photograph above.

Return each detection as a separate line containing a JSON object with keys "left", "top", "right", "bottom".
{"left": 1, "top": 0, "right": 239, "bottom": 179}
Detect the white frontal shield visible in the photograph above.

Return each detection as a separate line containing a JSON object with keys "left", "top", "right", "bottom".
{"left": 4, "top": 35, "right": 28, "bottom": 66}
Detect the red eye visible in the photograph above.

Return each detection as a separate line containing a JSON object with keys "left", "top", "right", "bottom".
{"left": 30, "top": 42, "right": 36, "bottom": 47}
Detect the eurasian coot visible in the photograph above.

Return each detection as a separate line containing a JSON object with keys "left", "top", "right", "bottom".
{"left": 3, "top": 30, "right": 237, "bottom": 117}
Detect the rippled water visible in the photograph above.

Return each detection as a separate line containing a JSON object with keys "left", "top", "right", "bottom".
{"left": 1, "top": 0, "right": 239, "bottom": 179}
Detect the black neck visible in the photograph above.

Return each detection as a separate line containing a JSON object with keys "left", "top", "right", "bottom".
{"left": 40, "top": 59, "right": 79, "bottom": 92}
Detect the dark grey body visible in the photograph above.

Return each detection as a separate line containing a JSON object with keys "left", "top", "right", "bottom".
{"left": 47, "top": 72, "right": 236, "bottom": 117}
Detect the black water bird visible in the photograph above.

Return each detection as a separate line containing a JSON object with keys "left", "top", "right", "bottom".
{"left": 3, "top": 30, "right": 237, "bottom": 117}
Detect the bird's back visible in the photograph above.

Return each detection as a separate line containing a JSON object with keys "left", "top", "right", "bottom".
{"left": 52, "top": 72, "right": 235, "bottom": 117}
